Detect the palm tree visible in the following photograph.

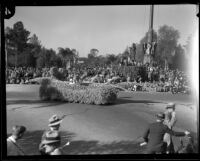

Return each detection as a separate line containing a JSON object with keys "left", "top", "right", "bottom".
{"left": 58, "top": 47, "right": 76, "bottom": 69}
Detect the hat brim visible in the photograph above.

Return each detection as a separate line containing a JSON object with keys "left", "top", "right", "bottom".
{"left": 48, "top": 120, "right": 62, "bottom": 127}
{"left": 157, "top": 117, "right": 165, "bottom": 120}
{"left": 166, "top": 106, "right": 175, "bottom": 109}
{"left": 156, "top": 114, "right": 165, "bottom": 120}
{"left": 42, "top": 139, "right": 60, "bottom": 145}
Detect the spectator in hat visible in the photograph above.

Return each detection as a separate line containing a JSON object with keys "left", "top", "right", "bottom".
{"left": 39, "top": 115, "right": 63, "bottom": 155}
{"left": 177, "top": 134, "right": 195, "bottom": 153}
{"left": 7, "top": 125, "right": 26, "bottom": 156}
{"left": 48, "top": 114, "right": 63, "bottom": 130}
{"left": 164, "top": 103, "right": 177, "bottom": 128}
{"left": 163, "top": 103, "right": 177, "bottom": 153}
{"left": 141, "top": 112, "right": 190, "bottom": 154}
{"left": 41, "top": 130, "right": 62, "bottom": 155}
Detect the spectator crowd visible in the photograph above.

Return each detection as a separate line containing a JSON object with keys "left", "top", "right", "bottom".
{"left": 6, "top": 63, "right": 191, "bottom": 94}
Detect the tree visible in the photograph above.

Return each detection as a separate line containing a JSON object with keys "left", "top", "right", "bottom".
{"left": 29, "top": 34, "right": 41, "bottom": 46}
{"left": 11, "top": 21, "right": 30, "bottom": 52}
{"left": 86, "top": 48, "right": 100, "bottom": 67}
{"left": 156, "top": 25, "right": 180, "bottom": 68}
{"left": 5, "top": 21, "right": 30, "bottom": 67}
{"left": 27, "top": 34, "right": 42, "bottom": 67}
{"left": 105, "top": 54, "right": 117, "bottom": 65}
{"left": 171, "top": 44, "right": 187, "bottom": 71}
{"left": 88, "top": 48, "right": 99, "bottom": 59}
{"left": 58, "top": 47, "right": 76, "bottom": 68}
{"left": 71, "top": 48, "right": 79, "bottom": 64}
{"left": 130, "top": 43, "right": 137, "bottom": 60}
{"left": 36, "top": 48, "right": 57, "bottom": 68}
{"left": 36, "top": 54, "right": 45, "bottom": 68}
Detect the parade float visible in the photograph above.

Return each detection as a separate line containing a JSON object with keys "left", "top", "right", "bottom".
{"left": 30, "top": 67, "right": 123, "bottom": 105}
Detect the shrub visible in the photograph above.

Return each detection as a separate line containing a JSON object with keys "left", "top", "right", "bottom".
{"left": 48, "top": 67, "right": 65, "bottom": 80}
{"left": 50, "top": 67, "right": 58, "bottom": 77}
{"left": 39, "top": 78, "right": 64, "bottom": 101}
{"left": 38, "top": 78, "right": 118, "bottom": 105}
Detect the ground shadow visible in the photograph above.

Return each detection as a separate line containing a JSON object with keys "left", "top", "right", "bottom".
{"left": 64, "top": 140, "right": 145, "bottom": 154}
{"left": 7, "top": 130, "right": 76, "bottom": 155}
{"left": 7, "top": 129, "right": 198, "bottom": 155}
{"left": 7, "top": 130, "right": 145, "bottom": 155}
{"left": 115, "top": 98, "right": 162, "bottom": 105}
{"left": 119, "top": 96, "right": 132, "bottom": 99}
{"left": 7, "top": 100, "right": 66, "bottom": 109}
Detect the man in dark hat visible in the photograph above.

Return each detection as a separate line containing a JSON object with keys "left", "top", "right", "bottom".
{"left": 141, "top": 112, "right": 190, "bottom": 154}
{"left": 7, "top": 125, "right": 26, "bottom": 156}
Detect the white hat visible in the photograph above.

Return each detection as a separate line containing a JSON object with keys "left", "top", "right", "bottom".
{"left": 48, "top": 115, "right": 62, "bottom": 127}
{"left": 166, "top": 102, "right": 176, "bottom": 109}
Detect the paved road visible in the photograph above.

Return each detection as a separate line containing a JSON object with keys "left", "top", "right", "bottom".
{"left": 6, "top": 84, "right": 198, "bottom": 154}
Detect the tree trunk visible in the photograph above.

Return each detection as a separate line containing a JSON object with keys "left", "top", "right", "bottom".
{"left": 165, "top": 59, "right": 168, "bottom": 71}
{"left": 15, "top": 52, "right": 17, "bottom": 67}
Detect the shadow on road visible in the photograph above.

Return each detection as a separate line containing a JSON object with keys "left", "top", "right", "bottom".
{"left": 6, "top": 100, "right": 66, "bottom": 109}
{"left": 7, "top": 129, "right": 198, "bottom": 155}
{"left": 64, "top": 140, "right": 144, "bottom": 154}
{"left": 7, "top": 130, "right": 145, "bottom": 155}
{"left": 115, "top": 98, "right": 162, "bottom": 105}
{"left": 7, "top": 130, "right": 76, "bottom": 155}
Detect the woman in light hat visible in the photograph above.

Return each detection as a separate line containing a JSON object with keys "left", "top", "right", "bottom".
{"left": 163, "top": 102, "right": 177, "bottom": 153}
{"left": 48, "top": 114, "right": 63, "bottom": 129}
{"left": 41, "top": 130, "right": 63, "bottom": 155}
{"left": 39, "top": 114, "right": 63, "bottom": 155}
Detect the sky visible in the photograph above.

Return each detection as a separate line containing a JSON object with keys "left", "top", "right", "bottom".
{"left": 5, "top": 5, "right": 198, "bottom": 57}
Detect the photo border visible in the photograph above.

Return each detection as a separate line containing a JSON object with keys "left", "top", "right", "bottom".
{"left": 1, "top": 0, "right": 199, "bottom": 160}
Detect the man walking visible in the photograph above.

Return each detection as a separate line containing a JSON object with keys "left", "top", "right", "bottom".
{"left": 141, "top": 113, "right": 190, "bottom": 154}
{"left": 7, "top": 125, "right": 26, "bottom": 156}
{"left": 163, "top": 103, "right": 177, "bottom": 153}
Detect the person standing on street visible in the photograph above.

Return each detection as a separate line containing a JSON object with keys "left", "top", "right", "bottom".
{"left": 7, "top": 125, "right": 26, "bottom": 156}
{"left": 39, "top": 114, "right": 63, "bottom": 155}
{"left": 141, "top": 113, "right": 190, "bottom": 154}
{"left": 41, "top": 130, "right": 63, "bottom": 155}
{"left": 163, "top": 103, "right": 177, "bottom": 153}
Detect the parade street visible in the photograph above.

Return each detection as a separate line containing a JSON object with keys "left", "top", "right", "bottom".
{"left": 6, "top": 84, "right": 198, "bottom": 155}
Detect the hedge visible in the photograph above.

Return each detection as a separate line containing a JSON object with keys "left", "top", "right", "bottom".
{"left": 34, "top": 78, "right": 119, "bottom": 105}
{"left": 50, "top": 67, "right": 65, "bottom": 80}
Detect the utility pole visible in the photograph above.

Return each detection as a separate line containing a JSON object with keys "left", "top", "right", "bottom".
{"left": 143, "top": 5, "right": 157, "bottom": 66}
{"left": 148, "top": 5, "right": 154, "bottom": 43}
